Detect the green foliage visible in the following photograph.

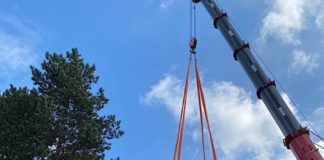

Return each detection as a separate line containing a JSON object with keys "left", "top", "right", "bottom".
{"left": 0, "top": 85, "right": 52, "bottom": 159}
{"left": 30, "top": 48, "right": 124, "bottom": 159}
{"left": 0, "top": 48, "right": 123, "bottom": 160}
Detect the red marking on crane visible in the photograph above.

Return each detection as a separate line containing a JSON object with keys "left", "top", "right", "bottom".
{"left": 233, "top": 43, "right": 250, "bottom": 61}
{"left": 213, "top": 12, "right": 227, "bottom": 29}
{"left": 284, "top": 127, "right": 309, "bottom": 149}
{"left": 287, "top": 129, "right": 324, "bottom": 160}
{"left": 256, "top": 80, "right": 276, "bottom": 99}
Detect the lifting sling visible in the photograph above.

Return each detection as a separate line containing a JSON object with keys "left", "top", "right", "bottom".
{"left": 173, "top": 54, "right": 218, "bottom": 160}
{"left": 173, "top": 1, "right": 217, "bottom": 159}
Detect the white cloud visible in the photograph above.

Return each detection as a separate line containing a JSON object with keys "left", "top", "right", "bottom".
{"left": 191, "top": 129, "right": 200, "bottom": 142}
{"left": 142, "top": 74, "right": 299, "bottom": 159}
{"left": 289, "top": 49, "right": 319, "bottom": 74}
{"left": 260, "top": 0, "right": 324, "bottom": 44}
{"left": 159, "top": 0, "right": 175, "bottom": 10}
{"left": 0, "top": 14, "right": 40, "bottom": 89}
{"left": 313, "top": 1, "right": 324, "bottom": 31}
{"left": 316, "top": 9, "right": 324, "bottom": 31}
{"left": 277, "top": 149, "right": 296, "bottom": 160}
{"left": 319, "top": 141, "right": 324, "bottom": 156}
{"left": 141, "top": 74, "right": 198, "bottom": 123}
{"left": 310, "top": 107, "right": 324, "bottom": 133}
{"left": 260, "top": 0, "right": 307, "bottom": 45}
{"left": 0, "top": 33, "right": 36, "bottom": 72}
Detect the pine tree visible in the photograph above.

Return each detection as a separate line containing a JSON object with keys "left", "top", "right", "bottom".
{"left": 0, "top": 85, "right": 52, "bottom": 159}
{"left": 31, "top": 48, "right": 124, "bottom": 159}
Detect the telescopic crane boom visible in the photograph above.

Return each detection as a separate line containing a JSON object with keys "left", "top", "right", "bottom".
{"left": 195, "top": 0, "right": 324, "bottom": 159}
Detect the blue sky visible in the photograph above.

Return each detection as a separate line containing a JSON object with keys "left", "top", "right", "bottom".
{"left": 1, "top": 0, "right": 324, "bottom": 159}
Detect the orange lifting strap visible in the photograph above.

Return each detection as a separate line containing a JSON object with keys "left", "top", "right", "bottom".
{"left": 173, "top": 58, "right": 218, "bottom": 160}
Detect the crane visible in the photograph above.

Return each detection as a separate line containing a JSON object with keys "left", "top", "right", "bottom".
{"left": 192, "top": 0, "right": 324, "bottom": 159}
